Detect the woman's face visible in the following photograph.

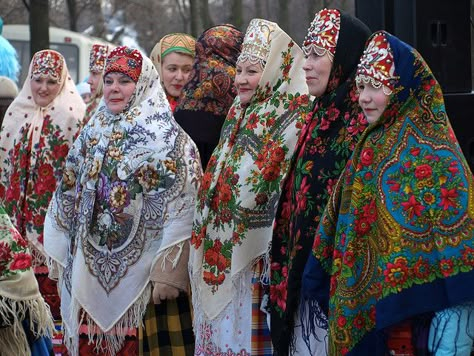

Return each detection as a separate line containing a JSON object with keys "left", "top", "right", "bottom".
{"left": 302, "top": 50, "right": 333, "bottom": 97}
{"left": 30, "top": 76, "right": 61, "bottom": 107}
{"left": 235, "top": 60, "right": 264, "bottom": 106}
{"left": 103, "top": 72, "right": 137, "bottom": 114}
{"left": 161, "top": 52, "right": 194, "bottom": 98}
{"left": 357, "top": 81, "right": 390, "bottom": 124}
{"left": 87, "top": 71, "right": 103, "bottom": 96}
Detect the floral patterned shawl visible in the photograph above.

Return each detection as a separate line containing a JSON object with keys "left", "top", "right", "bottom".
{"left": 174, "top": 25, "right": 244, "bottom": 169}
{"left": 269, "top": 10, "right": 371, "bottom": 354}
{"left": 0, "top": 50, "right": 84, "bottom": 266}
{"left": 44, "top": 51, "right": 201, "bottom": 354}
{"left": 302, "top": 31, "right": 474, "bottom": 355}
{"left": 190, "top": 19, "right": 310, "bottom": 325}
{"left": 0, "top": 205, "right": 54, "bottom": 355}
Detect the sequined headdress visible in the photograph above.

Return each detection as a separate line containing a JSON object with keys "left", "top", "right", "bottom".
{"left": 302, "top": 8, "right": 340, "bottom": 61}
{"left": 89, "top": 44, "right": 109, "bottom": 72}
{"left": 356, "top": 31, "right": 398, "bottom": 95}
{"left": 31, "top": 50, "right": 64, "bottom": 83}
{"left": 237, "top": 18, "right": 276, "bottom": 67}
{"left": 105, "top": 46, "right": 143, "bottom": 83}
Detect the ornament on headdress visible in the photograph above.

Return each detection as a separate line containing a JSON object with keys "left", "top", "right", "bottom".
{"left": 89, "top": 44, "right": 109, "bottom": 72}
{"left": 356, "top": 32, "right": 398, "bottom": 95}
{"left": 105, "top": 46, "right": 143, "bottom": 83}
{"left": 302, "top": 8, "right": 340, "bottom": 61}
{"left": 159, "top": 33, "right": 196, "bottom": 60}
{"left": 31, "top": 50, "right": 64, "bottom": 83}
{"left": 237, "top": 18, "right": 276, "bottom": 67}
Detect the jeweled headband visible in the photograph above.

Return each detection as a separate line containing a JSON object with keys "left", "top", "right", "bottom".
{"left": 31, "top": 50, "right": 64, "bottom": 83}
{"left": 356, "top": 32, "right": 398, "bottom": 95}
{"left": 237, "top": 18, "right": 276, "bottom": 67}
{"left": 104, "top": 46, "right": 143, "bottom": 83}
{"left": 302, "top": 8, "right": 340, "bottom": 61}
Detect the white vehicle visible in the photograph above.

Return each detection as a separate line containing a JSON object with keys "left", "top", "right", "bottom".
{"left": 3, "top": 24, "right": 114, "bottom": 86}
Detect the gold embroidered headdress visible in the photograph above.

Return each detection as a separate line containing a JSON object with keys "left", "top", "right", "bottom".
{"left": 237, "top": 18, "right": 275, "bottom": 67}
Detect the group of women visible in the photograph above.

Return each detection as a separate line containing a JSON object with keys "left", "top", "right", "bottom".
{"left": 0, "top": 7, "right": 473, "bottom": 356}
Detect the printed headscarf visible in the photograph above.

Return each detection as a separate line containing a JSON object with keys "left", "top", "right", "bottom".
{"left": 44, "top": 47, "right": 201, "bottom": 354}
{"left": 176, "top": 24, "right": 244, "bottom": 116}
{"left": 0, "top": 49, "right": 84, "bottom": 266}
{"left": 190, "top": 18, "right": 310, "bottom": 331}
{"left": 0, "top": 206, "right": 54, "bottom": 354}
{"left": 269, "top": 9, "right": 371, "bottom": 354}
{"left": 302, "top": 31, "right": 474, "bottom": 355}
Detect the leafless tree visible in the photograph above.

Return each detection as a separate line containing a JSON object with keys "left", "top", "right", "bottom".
{"left": 28, "top": 0, "right": 50, "bottom": 58}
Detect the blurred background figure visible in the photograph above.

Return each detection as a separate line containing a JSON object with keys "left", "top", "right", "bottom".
{"left": 150, "top": 33, "right": 196, "bottom": 112}
{"left": 76, "top": 81, "right": 91, "bottom": 104}
{"left": 0, "top": 17, "right": 20, "bottom": 85}
{"left": 0, "top": 76, "right": 18, "bottom": 127}
{"left": 174, "top": 24, "right": 244, "bottom": 169}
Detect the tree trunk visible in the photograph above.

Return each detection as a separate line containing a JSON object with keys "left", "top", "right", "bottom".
{"left": 66, "top": 0, "right": 77, "bottom": 31}
{"left": 308, "top": 0, "right": 321, "bottom": 24}
{"left": 278, "top": 0, "right": 289, "bottom": 32}
{"left": 200, "top": 0, "right": 213, "bottom": 31}
{"left": 231, "top": 0, "right": 243, "bottom": 30}
{"left": 29, "top": 0, "right": 49, "bottom": 59}
{"left": 255, "top": 0, "right": 263, "bottom": 18}
{"left": 190, "top": 0, "right": 200, "bottom": 37}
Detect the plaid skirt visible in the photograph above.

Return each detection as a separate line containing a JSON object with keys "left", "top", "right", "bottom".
{"left": 76, "top": 292, "right": 194, "bottom": 356}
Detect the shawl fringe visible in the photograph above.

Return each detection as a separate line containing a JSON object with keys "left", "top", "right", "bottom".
{"left": 64, "top": 285, "right": 151, "bottom": 356}
{"left": 0, "top": 295, "right": 54, "bottom": 355}
{"left": 160, "top": 240, "right": 185, "bottom": 271}
{"left": 300, "top": 297, "right": 328, "bottom": 355}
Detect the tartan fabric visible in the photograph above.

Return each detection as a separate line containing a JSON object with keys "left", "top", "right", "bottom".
{"left": 251, "top": 260, "right": 273, "bottom": 356}
{"left": 140, "top": 292, "right": 194, "bottom": 356}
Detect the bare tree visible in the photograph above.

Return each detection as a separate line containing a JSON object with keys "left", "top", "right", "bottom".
{"left": 201, "top": 0, "right": 213, "bottom": 31}
{"left": 28, "top": 0, "right": 50, "bottom": 58}
{"left": 278, "top": 0, "right": 289, "bottom": 32}
{"left": 255, "top": 0, "right": 263, "bottom": 18}
{"left": 66, "top": 0, "right": 77, "bottom": 31}
{"left": 189, "top": 0, "right": 200, "bottom": 37}
{"left": 231, "top": 0, "right": 243, "bottom": 29}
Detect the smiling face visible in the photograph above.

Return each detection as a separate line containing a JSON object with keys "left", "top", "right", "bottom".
{"left": 103, "top": 72, "right": 137, "bottom": 114}
{"left": 30, "top": 76, "right": 61, "bottom": 107}
{"left": 161, "top": 52, "right": 194, "bottom": 98}
{"left": 302, "top": 49, "right": 333, "bottom": 98}
{"left": 235, "top": 60, "right": 264, "bottom": 106}
{"left": 357, "top": 81, "right": 390, "bottom": 124}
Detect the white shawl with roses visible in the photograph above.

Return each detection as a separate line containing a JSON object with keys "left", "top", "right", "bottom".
{"left": 44, "top": 54, "right": 201, "bottom": 355}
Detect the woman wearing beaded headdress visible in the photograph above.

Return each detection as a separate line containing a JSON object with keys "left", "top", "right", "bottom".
{"left": 44, "top": 46, "right": 201, "bottom": 355}
{"left": 268, "top": 9, "right": 371, "bottom": 355}
{"left": 82, "top": 44, "right": 110, "bottom": 127}
{"left": 150, "top": 33, "right": 195, "bottom": 112}
{"left": 0, "top": 49, "right": 85, "bottom": 354}
{"left": 174, "top": 25, "right": 244, "bottom": 169}
{"left": 189, "top": 18, "right": 310, "bottom": 355}
{"left": 301, "top": 30, "right": 474, "bottom": 355}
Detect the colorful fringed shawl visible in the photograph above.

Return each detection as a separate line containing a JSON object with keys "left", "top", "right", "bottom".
{"left": 269, "top": 10, "right": 371, "bottom": 355}
{"left": 0, "top": 205, "right": 54, "bottom": 355}
{"left": 190, "top": 19, "right": 310, "bottom": 354}
{"left": 302, "top": 31, "right": 474, "bottom": 355}
{"left": 174, "top": 25, "right": 244, "bottom": 169}
{"left": 44, "top": 52, "right": 201, "bottom": 355}
{"left": 0, "top": 50, "right": 84, "bottom": 267}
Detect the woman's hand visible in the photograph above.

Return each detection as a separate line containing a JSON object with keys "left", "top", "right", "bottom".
{"left": 152, "top": 282, "right": 180, "bottom": 304}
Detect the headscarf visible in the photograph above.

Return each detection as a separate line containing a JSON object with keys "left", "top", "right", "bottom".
{"left": 44, "top": 46, "right": 201, "bottom": 354}
{"left": 0, "top": 49, "right": 84, "bottom": 266}
{"left": 174, "top": 24, "right": 244, "bottom": 168}
{"left": 82, "top": 44, "right": 109, "bottom": 128}
{"left": 0, "top": 205, "right": 54, "bottom": 355}
{"left": 269, "top": 9, "right": 371, "bottom": 354}
{"left": 302, "top": 31, "right": 474, "bottom": 355}
{"left": 150, "top": 33, "right": 196, "bottom": 111}
{"left": 190, "top": 17, "right": 310, "bottom": 330}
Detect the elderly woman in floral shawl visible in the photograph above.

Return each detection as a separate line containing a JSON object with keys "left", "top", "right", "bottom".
{"left": 44, "top": 46, "right": 201, "bottom": 355}
{"left": 189, "top": 18, "right": 310, "bottom": 355}
{"left": 301, "top": 31, "right": 474, "bottom": 356}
